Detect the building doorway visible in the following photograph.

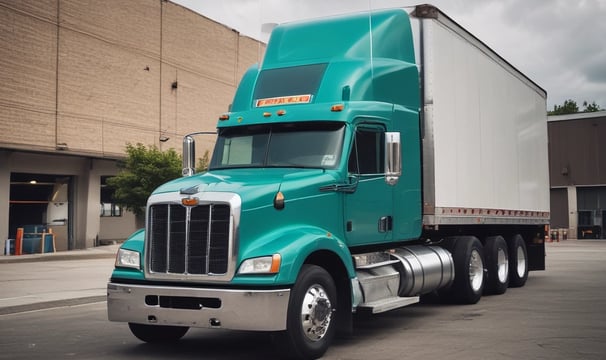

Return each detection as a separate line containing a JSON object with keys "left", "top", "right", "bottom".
{"left": 9, "top": 173, "right": 73, "bottom": 251}
{"left": 577, "top": 187, "right": 606, "bottom": 239}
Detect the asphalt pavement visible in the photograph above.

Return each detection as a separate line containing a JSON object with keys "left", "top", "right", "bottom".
{"left": 0, "top": 239, "right": 582, "bottom": 316}
{"left": 2, "top": 239, "right": 604, "bottom": 360}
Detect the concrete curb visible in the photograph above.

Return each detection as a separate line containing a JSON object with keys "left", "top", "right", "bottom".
{"left": 0, "top": 296, "right": 106, "bottom": 316}
{"left": 0, "top": 252, "right": 116, "bottom": 264}
{"left": 0, "top": 244, "right": 119, "bottom": 264}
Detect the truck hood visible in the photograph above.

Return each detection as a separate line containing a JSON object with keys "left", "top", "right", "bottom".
{"left": 152, "top": 168, "right": 339, "bottom": 210}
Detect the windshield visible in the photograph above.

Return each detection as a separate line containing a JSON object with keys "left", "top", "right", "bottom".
{"left": 210, "top": 122, "right": 345, "bottom": 170}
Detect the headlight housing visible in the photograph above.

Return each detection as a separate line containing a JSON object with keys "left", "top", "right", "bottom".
{"left": 238, "top": 254, "right": 281, "bottom": 274}
{"left": 115, "top": 248, "right": 141, "bottom": 269}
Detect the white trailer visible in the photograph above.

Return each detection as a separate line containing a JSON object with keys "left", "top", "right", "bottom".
{"left": 413, "top": 6, "right": 550, "bottom": 225}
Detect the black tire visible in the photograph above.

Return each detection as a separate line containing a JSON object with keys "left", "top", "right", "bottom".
{"left": 445, "top": 236, "right": 485, "bottom": 304}
{"left": 483, "top": 236, "right": 509, "bottom": 295}
{"left": 276, "top": 264, "right": 337, "bottom": 359}
{"left": 508, "top": 234, "right": 529, "bottom": 287}
{"left": 128, "top": 323, "right": 189, "bottom": 343}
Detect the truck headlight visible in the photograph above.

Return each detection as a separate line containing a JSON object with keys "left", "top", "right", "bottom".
{"left": 115, "top": 248, "right": 141, "bottom": 269}
{"left": 238, "top": 254, "right": 281, "bottom": 274}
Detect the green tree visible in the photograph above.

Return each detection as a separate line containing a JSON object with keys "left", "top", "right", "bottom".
{"left": 548, "top": 99, "right": 602, "bottom": 115}
{"left": 196, "top": 149, "right": 210, "bottom": 173}
{"left": 107, "top": 143, "right": 182, "bottom": 218}
{"left": 548, "top": 99, "right": 579, "bottom": 115}
{"left": 582, "top": 100, "right": 601, "bottom": 112}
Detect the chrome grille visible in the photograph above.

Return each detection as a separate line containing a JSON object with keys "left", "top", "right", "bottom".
{"left": 148, "top": 203, "right": 231, "bottom": 275}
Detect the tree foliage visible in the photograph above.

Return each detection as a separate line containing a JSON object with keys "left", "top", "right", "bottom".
{"left": 196, "top": 150, "right": 210, "bottom": 173}
{"left": 582, "top": 100, "right": 601, "bottom": 112}
{"left": 548, "top": 99, "right": 579, "bottom": 115}
{"left": 107, "top": 143, "right": 182, "bottom": 217}
{"left": 548, "top": 99, "right": 602, "bottom": 115}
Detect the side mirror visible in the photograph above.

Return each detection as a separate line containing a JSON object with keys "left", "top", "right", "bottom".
{"left": 182, "top": 131, "right": 217, "bottom": 177}
{"left": 385, "top": 132, "right": 401, "bottom": 185}
{"left": 182, "top": 135, "right": 196, "bottom": 177}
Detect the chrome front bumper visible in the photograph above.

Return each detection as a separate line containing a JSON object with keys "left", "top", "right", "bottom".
{"left": 107, "top": 282, "right": 290, "bottom": 331}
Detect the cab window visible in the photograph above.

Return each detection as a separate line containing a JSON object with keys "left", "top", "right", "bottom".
{"left": 348, "top": 126, "right": 385, "bottom": 175}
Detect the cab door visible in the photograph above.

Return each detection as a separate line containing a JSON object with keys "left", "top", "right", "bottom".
{"left": 344, "top": 124, "right": 394, "bottom": 247}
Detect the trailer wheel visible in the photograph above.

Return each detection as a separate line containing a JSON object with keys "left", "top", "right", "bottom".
{"left": 128, "top": 323, "right": 189, "bottom": 343}
{"left": 483, "top": 236, "right": 509, "bottom": 295}
{"left": 277, "top": 264, "right": 337, "bottom": 359}
{"left": 508, "top": 234, "right": 528, "bottom": 287}
{"left": 449, "top": 236, "right": 485, "bottom": 304}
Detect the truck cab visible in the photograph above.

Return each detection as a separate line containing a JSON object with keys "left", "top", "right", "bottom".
{"left": 108, "top": 7, "right": 547, "bottom": 359}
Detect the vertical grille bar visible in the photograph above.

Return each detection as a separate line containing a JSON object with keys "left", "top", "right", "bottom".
{"left": 168, "top": 205, "right": 186, "bottom": 273}
{"left": 189, "top": 206, "right": 209, "bottom": 274}
{"left": 205, "top": 205, "right": 213, "bottom": 274}
{"left": 149, "top": 205, "right": 168, "bottom": 273}
{"left": 209, "top": 205, "right": 231, "bottom": 274}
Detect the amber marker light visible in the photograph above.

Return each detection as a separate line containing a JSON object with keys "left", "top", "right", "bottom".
{"left": 219, "top": 114, "right": 230, "bottom": 121}
{"left": 276, "top": 109, "right": 286, "bottom": 116}
{"left": 270, "top": 254, "right": 282, "bottom": 273}
{"left": 331, "top": 104, "right": 344, "bottom": 112}
{"left": 182, "top": 197, "right": 199, "bottom": 206}
{"left": 274, "top": 191, "right": 285, "bottom": 210}
{"left": 263, "top": 112, "right": 272, "bottom": 117}
{"left": 238, "top": 254, "right": 282, "bottom": 274}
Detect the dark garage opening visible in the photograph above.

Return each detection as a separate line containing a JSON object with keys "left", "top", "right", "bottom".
{"left": 9, "top": 173, "right": 73, "bottom": 250}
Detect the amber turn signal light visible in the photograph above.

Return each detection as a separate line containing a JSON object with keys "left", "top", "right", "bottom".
{"left": 274, "top": 191, "right": 285, "bottom": 210}
{"left": 182, "top": 197, "right": 199, "bottom": 206}
{"left": 331, "top": 104, "right": 344, "bottom": 112}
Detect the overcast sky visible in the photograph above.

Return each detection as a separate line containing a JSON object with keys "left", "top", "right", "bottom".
{"left": 172, "top": 0, "right": 606, "bottom": 110}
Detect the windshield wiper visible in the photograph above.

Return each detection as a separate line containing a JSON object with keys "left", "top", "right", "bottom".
{"left": 319, "top": 174, "right": 359, "bottom": 193}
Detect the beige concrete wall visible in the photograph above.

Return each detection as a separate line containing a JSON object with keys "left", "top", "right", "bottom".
{"left": 0, "top": 0, "right": 266, "bottom": 245}
{"left": 56, "top": 28, "right": 161, "bottom": 155}
{"left": 99, "top": 211, "right": 137, "bottom": 243}
{"left": 159, "top": 2, "right": 264, "bottom": 157}
{"left": 57, "top": 0, "right": 162, "bottom": 156}
{"left": 1, "top": 0, "right": 265, "bottom": 158}
{"left": 237, "top": 36, "right": 263, "bottom": 82}
{"left": 0, "top": 0, "right": 58, "bottom": 151}
{"left": 162, "top": 3, "right": 237, "bottom": 87}
{"left": 60, "top": 0, "right": 161, "bottom": 57}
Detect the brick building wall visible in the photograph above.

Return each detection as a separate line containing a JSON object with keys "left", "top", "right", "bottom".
{"left": 0, "top": 0, "right": 262, "bottom": 156}
{"left": 0, "top": 0, "right": 265, "bottom": 249}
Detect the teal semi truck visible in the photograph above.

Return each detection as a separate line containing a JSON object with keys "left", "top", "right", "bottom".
{"left": 108, "top": 5, "right": 549, "bottom": 359}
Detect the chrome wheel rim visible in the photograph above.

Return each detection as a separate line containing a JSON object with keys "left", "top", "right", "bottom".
{"left": 516, "top": 246, "right": 527, "bottom": 278}
{"left": 300, "top": 284, "right": 332, "bottom": 341}
{"left": 469, "top": 249, "right": 484, "bottom": 292}
{"left": 497, "top": 247, "right": 509, "bottom": 283}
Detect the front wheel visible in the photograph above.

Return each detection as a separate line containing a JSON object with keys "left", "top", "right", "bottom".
{"left": 276, "top": 264, "right": 337, "bottom": 359}
{"left": 128, "top": 323, "right": 189, "bottom": 343}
